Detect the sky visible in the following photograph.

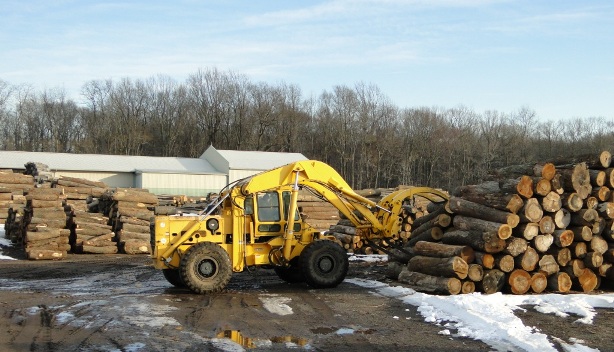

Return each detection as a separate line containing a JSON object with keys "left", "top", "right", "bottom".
{"left": 1, "top": 0, "right": 613, "bottom": 121}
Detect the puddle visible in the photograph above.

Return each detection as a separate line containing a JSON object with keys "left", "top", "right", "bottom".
{"left": 216, "top": 329, "right": 310, "bottom": 349}
{"left": 310, "top": 326, "right": 376, "bottom": 335}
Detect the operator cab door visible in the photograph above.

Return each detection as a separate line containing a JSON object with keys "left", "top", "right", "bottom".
{"left": 253, "top": 191, "right": 302, "bottom": 241}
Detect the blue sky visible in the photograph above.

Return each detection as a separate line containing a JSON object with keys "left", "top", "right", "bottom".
{"left": 1, "top": 0, "right": 612, "bottom": 120}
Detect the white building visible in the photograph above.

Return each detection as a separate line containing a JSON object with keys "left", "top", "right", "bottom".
{"left": 0, "top": 146, "right": 307, "bottom": 196}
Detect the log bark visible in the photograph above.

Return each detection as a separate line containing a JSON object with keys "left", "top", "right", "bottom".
{"left": 397, "top": 269, "right": 461, "bottom": 295}
{"left": 571, "top": 226, "right": 593, "bottom": 242}
{"left": 112, "top": 189, "right": 159, "bottom": 204}
{"left": 590, "top": 235, "right": 608, "bottom": 254}
{"left": 490, "top": 163, "right": 556, "bottom": 180}
{"left": 570, "top": 242, "right": 588, "bottom": 259}
{"left": 408, "top": 255, "right": 468, "bottom": 279}
{"left": 441, "top": 230, "right": 505, "bottom": 253}
{"left": 583, "top": 252, "right": 603, "bottom": 269}
{"left": 448, "top": 196, "right": 519, "bottom": 227}
{"left": 29, "top": 199, "right": 63, "bottom": 208}
{"left": 386, "top": 261, "right": 405, "bottom": 279}
{"left": 80, "top": 244, "right": 118, "bottom": 254}
{"left": 453, "top": 182, "right": 524, "bottom": 214}
{"left": 388, "top": 248, "right": 415, "bottom": 264}
{"left": 570, "top": 209, "right": 599, "bottom": 227}
{"left": 480, "top": 269, "right": 505, "bottom": 294}
{"left": 406, "top": 227, "right": 444, "bottom": 247}
{"left": 0, "top": 173, "right": 34, "bottom": 185}
{"left": 413, "top": 241, "right": 474, "bottom": 264}
{"left": 593, "top": 187, "right": 611, "bottom": 202}
{"left": 597, "top": 202, "right": 614, "bottom": 219}
{"left": 452, "top": 215, "right": 512, "bottom": 240}
{"left": 507, "top": 269, "right": 531, "bottom": 294}
{"left": 589, "top": 169, "right": 607, "bottom": 187}
{"left": 121, "top": 239, "right": 151, "bottom": 254}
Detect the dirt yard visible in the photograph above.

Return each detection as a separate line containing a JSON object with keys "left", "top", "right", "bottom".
{"left": 1, "top": 248, "right": 614, "bottom": 352}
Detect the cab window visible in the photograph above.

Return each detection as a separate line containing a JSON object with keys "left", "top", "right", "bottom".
{"left": 282, "top": 191, "right": 300, "bottom": 221}
{"left": 257, "top": 192, "right": 280, "bottom": 222}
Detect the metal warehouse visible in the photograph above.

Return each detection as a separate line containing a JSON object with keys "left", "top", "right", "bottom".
{"left": 0, "top": 146, "right": 307, "bottom": 197}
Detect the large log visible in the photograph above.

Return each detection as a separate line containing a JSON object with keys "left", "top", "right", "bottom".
{"left": 503, "top": 237, "right": 528, "bottom": 257}
{"left": 27, "top": 249, "right": 67, "bottom": 260}
{"left": 397, "top": 269, "right": 461, "bottom": 295}
{"left": 552, "top": 208, "right": 571, "bottom": 229}
{"left": 534, "top": 178, "right": 552, "bottom": 197}
{"left": 490, "top": 163, "right": 556, "bottom": 180}
{"left": 461, "top": 281, "right": 476, "bottom": 294}
{"left": 590, "top": 236, "right": 608, "bottom": 254}
{"left": 386, "top": 261, "right": 405, "bottom": 279}
{"left": 80, "top": 244, "right": 118, "bottom": 254}
{"left": 500, "top": 176, "right": 533, "bottom": 199}
{"left": 538, "top": 255, "right": 560, "bottom": 276}
{"left": 548, "top": 247, "right": 572, "bottom": 267}
{"left": 453, "top": 184, "right": 524, "bottom": 214}
{"left": 514, "top": 246, "right": 539, "bottom": 271}
{"left": 474, "top": 252, "right": 495, "bottom": 269}
{"left": 112, "top": 189, "right": 159, "bottom": 204}
{"left": 507, "top": 269, "right": 531, "bottom": 294}
{"left": 575, "top": 268, "right": 599, "bottom": 293}
{"left": 589, "top": 169, "right": 607, "bottom": 187}
{"left": 413, "top": 241, "right": 474, "bottom": 263}
{"left": 570, "top": 209, "right": 599, "bottom": 227}
{"left": 480, "top": 269, "right": 505, "bottom": 294}
{"left": 408, "top": 255, "right": 468, "bottom": 279}
{"left": 452, "top": 215, "right": 512, "bottom": 240}
{"left": 467, "top": 264, "right": 484, "bottom": 282}
{"left": 121, "top": 239, "right": 152, "bottom": 254}
{"left": 494, "top": 254, "right": 515, "bottom": 273}
{"left": 571, "top": 226, "right": 593, "bottom": 242}
{"left": 547, "top": 272, "right": 572, "bottom": 293}
{"left": 541, "top": 192, "right": 562, "bottom": 213}
{"left": 570, "top": 242, "right": 588, "bottom": 259}
{"left": 559, "top": 163, "right": 591, "bottom": 199}
{"left": 584, "top": 252, "right": 603, "bottom": 269}
{"left": 562, "top": 193, "right": 584, "bottom": 212}
{"left": 552, "top": 229, "right": 574, "bottom": 247}
{"left": 538, "top": 216, "right": 555, "bottom": 235}
{"left": 0, "top": 173, "right": 34, "bottom": 185}
{"left": 406, "top": 227, "right": 444, "bottom": 247}
{"left": 514, "top": 222, "right": 539, "bottom": 240}
{"left": 448, "top": 196, "right": 519, "bottom": 227}
{"left": 29, "top": 199, "right": 63, "bottom": 208}
{"left": 117, "top": 230, "right": 150, "bottom": 242}
{"left": 549, "top": 151, "right": 611, "bottom": 169}
{"left": 411, "top": 203, "right": 449, "bottom": 229}
{"left": 597, "top": 202, "right": 614, "bottom": 219}
{"left": 530, "top": 272, "right": 548, "bottom": 294}
{"left": 57, "top": 177, "right": 107, "bottom": 188}
{"left": 533, "top": 234, "right": 553, "bottom": 253}
{"left": 410, "top": 214, "right": 451, "bottom": 239}
{"left": 441, "top": 230, "right": 506, "bottom": 253}
{"left": 121, "top": 222, "right": 151, "bottom": 233}
{"left": 519, "top": 198, "right": 543, "bottom": 223}
{"left": 388, "top": 248, "right": 415, "bottom": 264}
{"left": 593, "top": 186, "right": 611, "bottom": 202}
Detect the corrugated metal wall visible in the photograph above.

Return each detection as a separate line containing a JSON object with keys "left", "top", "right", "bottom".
{"left": 229, "top": 170, "right": 260, "bottom": 184}
{"left": 138, "top": 173, "right": 228, "bottom": 197}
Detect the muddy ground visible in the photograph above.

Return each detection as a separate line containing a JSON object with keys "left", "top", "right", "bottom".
{"left": 1, "top": 249, "right": 614, "bottom": 352}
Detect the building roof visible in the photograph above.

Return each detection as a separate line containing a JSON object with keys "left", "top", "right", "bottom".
{"left": 202, "top": 146, "right": 308, "bottom": 171}
{"left": 0, "top": 150, "right": 222, "bottom": 174}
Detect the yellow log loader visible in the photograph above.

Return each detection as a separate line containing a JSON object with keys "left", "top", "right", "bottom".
{"left": 151, "top": 160, "right": 447, "bottom": 293}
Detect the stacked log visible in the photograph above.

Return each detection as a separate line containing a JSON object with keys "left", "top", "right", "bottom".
{"left": 106, "top": 188, "right": 157, "bottom": 255}
{"left": 22, "top": 188, "right": 70, "bottom": 260}
{"left": 390, "top": 151, "right": 614, "bottom": 295}
{"left": 68, "top": 210, "right": 116, "bottom": 254}
{"left": 298, "top": 190, "right": 340, "bottom": 231}
{"left": 54, "top": 176, "right": 106, "bottom": 213}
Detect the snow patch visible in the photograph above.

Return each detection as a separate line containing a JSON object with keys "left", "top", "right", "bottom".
{"left": 259, "top": 294, "right": 293, "bottom": 316}
{"left": 0, "top": 224, "right": 16, "bottom": 260}
{"left": 347, "top": 279, "right": 614, "bottom": 352}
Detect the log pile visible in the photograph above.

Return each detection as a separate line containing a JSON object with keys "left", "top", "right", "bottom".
{"left": 22, "top": 188, "right": 70, "bottom": 260}
{"left": 54, "top": 176, "right": 106, "bottom": 213}
{"left": 389, "top": 151, "right": 614, "bottom": 295}
{"left": 100, "top": 188, "right": 158, "bottom": 255}
{"left": 298, "top": 190, "right": 340, "bottom": 231}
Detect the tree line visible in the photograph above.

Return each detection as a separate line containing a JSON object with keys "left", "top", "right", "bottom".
{"left": 1, "top": 69, "right": 612, "bottom": 192}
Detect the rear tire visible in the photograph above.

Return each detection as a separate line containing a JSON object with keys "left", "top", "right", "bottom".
{"left": 162, "top": 269, "right": 186, "bottom": 288}
{"left": 274, "top": 257, "right": 305, "bottom": 283}
{"left": 300, "top": 240, "right": 348, "bottom": 288}
{"left": 180, "top": 242, "right": 232, "bottom": 294}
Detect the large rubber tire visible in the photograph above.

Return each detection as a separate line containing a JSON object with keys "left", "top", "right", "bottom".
{"left": 299, "top": 240, "right": 348, "bottom": 289}
{"left": 274, "top": 257, "right": 305, "bottom": 283}
{"left": 162, "top": 269, "right": 186, "bottom": 288}
{"left": 179, "top": 242, "right": 232, "bottom": 294}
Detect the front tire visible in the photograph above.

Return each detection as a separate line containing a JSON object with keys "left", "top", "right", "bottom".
{"left": 180, "top": 242, "right": 232, "bottom": 294}
{"left": 300, "top": 240, "right": 348, "bottom": 288}
{"left": 162, "top": 269, "right": 186, "bottom": 288}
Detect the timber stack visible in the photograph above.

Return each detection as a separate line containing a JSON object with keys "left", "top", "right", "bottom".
{"left": 299, "top": 190, "right": 340, "bottom": 232}
{"left": 22, "top": 188, "right": 70, "bottom": 260}
{"left": 389, "top": 150, "right": 614, "bottom": 295}
{"left": 101, "top": 188, "right": 158, "bottom": 255}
